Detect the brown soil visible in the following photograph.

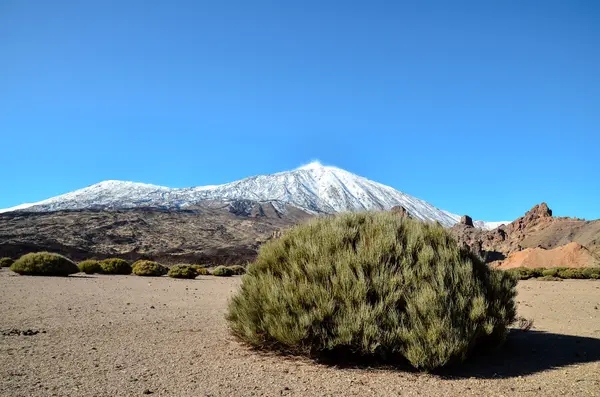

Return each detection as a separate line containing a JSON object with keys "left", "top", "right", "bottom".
{"left": 1, "top": 269, "right": 599, "bottom": 397}
{"left": 496, "top": 242, "right": 600, "bottom": 269}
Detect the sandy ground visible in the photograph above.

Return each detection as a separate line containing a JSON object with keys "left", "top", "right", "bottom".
{"left": 1, "top": 269, "right": 599, "bottom": 397}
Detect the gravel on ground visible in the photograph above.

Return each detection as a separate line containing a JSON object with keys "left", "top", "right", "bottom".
{"left": 1, "top": 269, "right": 599, "bottom": 396}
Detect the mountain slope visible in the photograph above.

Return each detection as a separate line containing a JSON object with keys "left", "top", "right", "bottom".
{"left": 0, "top": 161, "right": 505, "bottom": 228}
{"left": 0, "top": 204, "right": 308, "bottom": 265}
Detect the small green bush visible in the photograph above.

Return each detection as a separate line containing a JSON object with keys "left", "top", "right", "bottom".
{"left": 99, "top": 258, "right": 132, "bottom": 275}
{"left": 132, "top": 260, "right": 168, "bottom": 276}
{"left": 227, "top": 212, "right": 517, "bottom": 370}
{"left": 78, "top": 260, "right": 102, "bottom": 274}
{"left": 538, "top": 275, "right": 563, "bottom": 281}
{"left": 541, "top": 268, "right": 559, "bottom": 277}
{"left": 505, "top": 267, "right": 527, "bottom": 280}
{"left": 10, "top": 252, "right": 79, "bottom": 276}
{"left": 167, "top": 264, "right": 197, "bottom": 279}
{"left": 510, "top": 266, "right": 599, "bottom": 280}
{"left": 582, "top": 267, "right": 600, "bottom": 279}
{"left": 557, "top": 268, "right": 585, "bottom": 279}
{"left": 505, "top": 267, "right": 544, "bottom": 280}
{"left": 520, "top": 267, "right": 600, "bottom": 281}
{"left": 228, "top": 265, "right": 246, "bottom": 275}
{"left": 212, "top": 266, "right": 234, "bottom": 277}
{"left": 0, "top": 257, "right": 14, "bottom": 268}
{"left": 531, "top": 267, "right": 546, "bottom": 277}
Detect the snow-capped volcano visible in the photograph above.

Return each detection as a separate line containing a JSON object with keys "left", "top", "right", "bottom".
{"left": 0, "top": 161, "right": 507, "bottom": 229}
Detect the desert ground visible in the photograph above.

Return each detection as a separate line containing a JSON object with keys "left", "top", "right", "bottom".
{"left": 1, "top": 269, "right": 599, "bottom": 397}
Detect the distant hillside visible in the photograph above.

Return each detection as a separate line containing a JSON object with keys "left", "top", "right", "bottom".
{"left": 0, "top": 201, "right": 310, "bottom": 265}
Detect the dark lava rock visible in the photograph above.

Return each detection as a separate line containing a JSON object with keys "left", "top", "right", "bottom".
{"left": 460, "top": 215, "right": 474, "bottom": 227}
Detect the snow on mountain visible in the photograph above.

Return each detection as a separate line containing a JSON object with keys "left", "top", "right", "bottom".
{"left": 0, "top": 161, "right": 507, "bottom": 228}
{"left": 473, "top": 220, "right": 509, "bottom": 231}
{"left": 0, "top": 181, "right": 182, "bottom": 213}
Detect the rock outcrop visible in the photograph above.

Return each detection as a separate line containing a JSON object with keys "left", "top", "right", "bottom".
{"left": 451, "top": 202, "right": 600, "bottom": 266}
{"left": 460, "top": 215, "right": 474, "bottom": 227}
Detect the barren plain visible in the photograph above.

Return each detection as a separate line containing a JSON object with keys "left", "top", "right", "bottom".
{"left": 1, "top": 270, "right": 599, "bottom": 396}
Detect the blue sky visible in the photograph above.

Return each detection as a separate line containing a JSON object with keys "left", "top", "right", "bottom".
{"left": 1, "top": 0, "right": 599, "bottom": 221}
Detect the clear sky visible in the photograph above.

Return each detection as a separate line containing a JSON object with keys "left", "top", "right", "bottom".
{"left": 1, "top": 0, "right": 599, "bottom": 221}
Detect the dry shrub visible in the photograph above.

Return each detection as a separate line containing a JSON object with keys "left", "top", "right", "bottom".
{"left": 581, "top": 267, "right": 600, "bottom": 279}
{"left": 10, "top": 252, "right": 79, "bottom": 277}
{"left": 0, "top": 257, "right": 14, "bottom": 268}
{"left": 516, "top": 316, "right": 534, "bottom": 331}
{"left": 228, "top": 265, "right": 246, "bottom": 275}
{"left": 132, "top": 260, "right": 168, "bottom": 276}
{"left": 167, "top": 264, "right": 197, "bottom": 279}
{"left": 99, "top": 258, "right": 132, "bottom": 275}
{"left": 212, "top": 266, "right": 234, "bottom": 277}
{"left": 505, "top": 267, "right": 543, "bottom": 280}
{"left": 557, "top": 268, "right": 585, "bottom": 279}
{"left": 78, "top": 260, "right": 102, "bottom": 274}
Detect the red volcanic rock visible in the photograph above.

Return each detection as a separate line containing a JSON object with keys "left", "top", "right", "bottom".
{"left": 495, "top": 242, "right": 599, "bottom": 269}
{"left": 450, "top": 202, "right": 600, "bottom": 264}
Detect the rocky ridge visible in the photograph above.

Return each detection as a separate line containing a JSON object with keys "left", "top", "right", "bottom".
{"left": 451, "top": 203, "right": 600, "bottom": 268}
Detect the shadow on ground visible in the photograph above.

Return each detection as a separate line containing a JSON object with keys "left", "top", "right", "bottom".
{"left": 437, "top": 330, "right": 600, "bottom": 379}
{"left": 306, "top": 329, "right": 600, "bottom": 379}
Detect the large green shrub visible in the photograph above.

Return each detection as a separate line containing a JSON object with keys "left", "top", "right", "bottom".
{"left": 132, "top": 260, "right": 168, "bottom": 277}
{"left": 78, "top": 260, "right": 102, "bottom": 274}
{"left": 228, "top": 265, "right": 246, "bottom": 275}
{"left": 10, "top": 252, "right": 79, "bottom": 276}
{"left": 99, "top": 258, "right": 132, "bottom": 275}
{"left": 212, "top": 266, "right": 234, "bottom": 277}
{"left": 0, "top": 257, "right": 14, "bottom": 268}
{"left": 227, "top": 212, "right": 517, "bottom": 370}
{"left": 167, "top": 264, "right": 197, "bottom": 279}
